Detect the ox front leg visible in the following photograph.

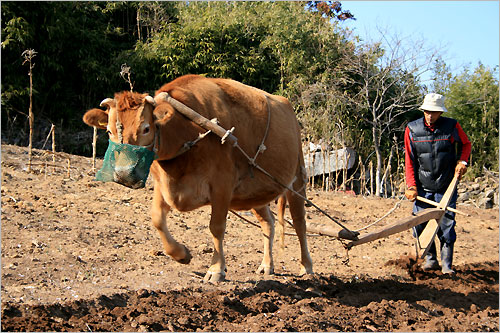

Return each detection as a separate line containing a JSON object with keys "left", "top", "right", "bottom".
{"left": 204, "top": 199, "right": 230, "bottom": 283}
{"left": 151, "top": 186, "right": 192, "bottom": 264}
{"left": 252, "top": 206, "right": 275, "bottom": 276}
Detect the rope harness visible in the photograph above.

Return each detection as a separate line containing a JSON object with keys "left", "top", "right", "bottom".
{"left": 110, "top": 93, "right": 404, "bottom": 242}
{"left": 108, "top": 93, "right": 408, "bottom": 250}
{"left": 115, "top": 113, "right": 124, "bottom": 144}
{"left": 158, "top": 92, "right": 359, "bottom": 240}
{"left": 114, "top": 103, "right": 211, "bottom": 160}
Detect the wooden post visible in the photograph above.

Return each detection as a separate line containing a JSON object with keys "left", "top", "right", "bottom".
{"left": 67, "top": 158, "right": 71, "bottom": 179}
{"left": 343, "top": 151, "right": 349, "bottom": 191}
{"left": 390, "top": 171, "right": 394, "bottom": 198}
{"left": 22, "top": 50, "right": 36, "bottom": 173}
{"left": 384, "top": 164, "right": 391, "bottom": 198}
{"left": 51, "top": 124, "right": 56, "bottom": 172}
{"left": 321, "top": 147, "right": 325, "bottom": 191}
{"left": 369, "top": 161, "right": 373, "bottom": 196}
{"left": 92, "top": 126, "right": 98, "bottom": 172}
{"left": 335, "top": 148, "right": 339, "bottom": 192}
{"left": 28, "top": 70, "right": 34, "bottom": 173}
{"left": 360, "top": 157, "right": 366, "bottom": 196}
{"left": 327, "top": 147, "right": 332, "bottom": 192}
{"left": 309, "top": 149, "right": 313, "bottom": 189}
{"left": 309, "top": 148, "right": 314, "bottom": 189}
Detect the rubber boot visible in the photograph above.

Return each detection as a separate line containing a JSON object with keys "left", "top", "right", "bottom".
{"left": 441, "top": 242, "right": 455, "bottom": 274}
{"left": 422, "top": 242, "right": 440, "bottom": 271}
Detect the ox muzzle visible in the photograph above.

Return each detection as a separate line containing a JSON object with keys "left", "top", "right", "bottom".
{"left": 96, "top": 139, "right": 156, "bottom": 189}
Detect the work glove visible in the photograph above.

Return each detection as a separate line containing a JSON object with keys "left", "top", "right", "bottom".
{"left": 455, "top": 161, "right": 468, "bottom": 180}
{"left": 405, "top": 186, "right": 417, "bottom": 202}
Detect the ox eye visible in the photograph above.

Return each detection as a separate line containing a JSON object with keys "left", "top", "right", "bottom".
{"left": 143, "top": 125, "right": 150, "bottom": 135}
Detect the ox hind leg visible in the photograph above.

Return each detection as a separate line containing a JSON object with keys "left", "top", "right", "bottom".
{"left": 286, "top": 168, "right": 313, "bottom": 275}
{"left": 276, "top": 195, "right": 287, "bottom": 251}
{"left": 252, "top": 205, "right": 275, "bottom": 276}
{"left": 151, "top": 185, "right": 192, "bottom": 264}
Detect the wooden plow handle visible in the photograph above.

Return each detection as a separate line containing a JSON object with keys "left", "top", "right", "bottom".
{"left": 346, "top": 174, "right": 461, "bottom": 250}
{"left": 416, "top": 196, "right": 468, "bottom": 216}
{"left": 345, "top": 208, "right": 443, "bottom": 249}
{"left": 417, "top": 174, "right": 460, "bottom": 259}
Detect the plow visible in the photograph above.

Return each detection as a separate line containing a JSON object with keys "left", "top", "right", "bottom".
{"left": 230, "top": 173, "right": 465, "bottom": 262}
{"left": 230, "top": 175, "right": 465, "bottom": 261}
{"left": 157, "top": 92, "right": 467, "bottom": 259}
{"left": 344, "top": 174, "right": 465, "bottom": 259}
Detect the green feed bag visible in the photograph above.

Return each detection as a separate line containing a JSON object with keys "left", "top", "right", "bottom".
{"left": 96, "top": 139, "right": 156, "bottom": 189}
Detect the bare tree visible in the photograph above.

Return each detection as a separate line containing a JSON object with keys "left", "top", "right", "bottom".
{"left": 136, "top": 2, "right": 175, "bottom": 41}
{"left": 342, "top": 29, "right": 442, "bottom": 196}
{"left": 120, "top": 63, "right": 134, "bottom": 91}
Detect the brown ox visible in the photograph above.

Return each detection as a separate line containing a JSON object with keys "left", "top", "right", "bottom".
{"left": 83, "top": 74, "right": 313, "bottom": 282}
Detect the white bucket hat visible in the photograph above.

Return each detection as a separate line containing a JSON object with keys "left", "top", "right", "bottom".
{"left": 419, "top": 93, "right": 448, "bottom": 112}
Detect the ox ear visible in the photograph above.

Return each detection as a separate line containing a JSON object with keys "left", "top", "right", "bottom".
{"left": 83, "top": 108, "right": 108, "bottom": 129}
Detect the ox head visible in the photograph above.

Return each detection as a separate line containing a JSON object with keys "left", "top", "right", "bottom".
{"left": 83, "top": 91, "right": 158, "bottom": 189}
{"left": 83, "top": 91, "right": 157, "bottom": 146}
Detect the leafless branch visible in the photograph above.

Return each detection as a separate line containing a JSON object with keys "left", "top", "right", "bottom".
{"left": 120, "top": 63, "right": 134, "bottom": 91}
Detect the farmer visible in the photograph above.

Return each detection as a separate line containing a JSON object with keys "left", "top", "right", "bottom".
{"left": 404, "top": 93, "right": 471, "bottom": 274}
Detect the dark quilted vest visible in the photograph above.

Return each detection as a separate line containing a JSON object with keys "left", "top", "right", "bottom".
{"left": 408, "top": 117, "right": 458, "bottom": 192}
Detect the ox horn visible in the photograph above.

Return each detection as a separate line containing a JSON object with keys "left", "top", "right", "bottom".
{"left": 154, "top": 92, "right": 168, "bottom": 105}
{"left": 99, "top": 98, "right": 115, "bottom": 109}
{"left": 145, "top": 95, "right": 156, "bottom": 107}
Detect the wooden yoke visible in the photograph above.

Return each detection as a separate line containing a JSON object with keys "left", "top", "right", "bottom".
{"left": 156, "top": 92, "right": 238, "bottom": 146}
{"left": 415, "top": 174, "right": 460, "bottom": 259}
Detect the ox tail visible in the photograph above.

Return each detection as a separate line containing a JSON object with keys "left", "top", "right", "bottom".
{"left": 276, "top": 194, "right": 287, "bottom": 251}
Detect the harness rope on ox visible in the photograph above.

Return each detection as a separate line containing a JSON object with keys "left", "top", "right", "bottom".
{"left": 156, "top": 92, "right": 359, "bottom": 241}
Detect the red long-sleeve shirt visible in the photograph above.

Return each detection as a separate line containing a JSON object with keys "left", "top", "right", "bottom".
{"left": 404, "top": 119, "right": 471, "bottom": 188}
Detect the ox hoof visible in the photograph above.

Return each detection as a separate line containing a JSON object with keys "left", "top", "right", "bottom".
{"left": 299, "top": 266, "right": 314, "bottom": 276}
{"left": 203, "top": 271, "right": 226, "bottom": 283}
{"left": 256, "top": 265, "right": 274, "bottom": 276}
{"left": 174, "top": 245, "right": 192, "bottom": 265}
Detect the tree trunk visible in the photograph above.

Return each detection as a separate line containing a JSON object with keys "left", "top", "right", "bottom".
{"left": 381, "top": 146, "right": 395, "bottom": 198}
{"left": 372, "top": 125, "right": 383, "bottom": 196}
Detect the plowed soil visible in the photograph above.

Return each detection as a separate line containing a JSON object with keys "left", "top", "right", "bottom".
{"left": 1, "top": 144, "right": 498, "bottom": 332}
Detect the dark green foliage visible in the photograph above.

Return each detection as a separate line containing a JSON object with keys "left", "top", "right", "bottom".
{"left": 1, "top": 0, "right": 496, "bottom": 180}
{"left": 446, "top": 64, "right": 499, "bottom": 173}
{"left": 1, "top": 1, "right": 176, "bottom": 154}
{"left": 428, "top": 60, "right": 499, "bottom": 174}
